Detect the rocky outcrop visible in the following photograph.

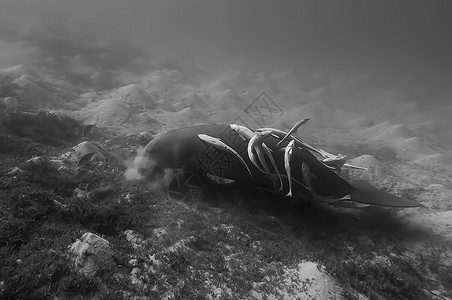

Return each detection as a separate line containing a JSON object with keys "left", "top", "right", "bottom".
{"left": 69, "top": 232, "right": 115, "bottom": 277}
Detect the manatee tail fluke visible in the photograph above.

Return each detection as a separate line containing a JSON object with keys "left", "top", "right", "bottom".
{"left": 350, "top": 180, "right": 421, "bottom": 207}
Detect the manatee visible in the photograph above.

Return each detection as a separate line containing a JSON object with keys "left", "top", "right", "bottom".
{"left": 142, "top": 124, "right": 421, "bottom": 207}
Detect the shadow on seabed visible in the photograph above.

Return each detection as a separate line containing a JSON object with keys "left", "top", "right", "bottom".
{"left": 198, "top": 180, "right": 441, "bottom": 244}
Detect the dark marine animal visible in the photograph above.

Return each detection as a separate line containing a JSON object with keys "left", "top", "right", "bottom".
{"left": 142, "top": 124, "right": 420, "bottom": 207}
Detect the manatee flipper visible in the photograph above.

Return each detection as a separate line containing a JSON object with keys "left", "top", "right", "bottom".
{"left": 329, "top": 201, "right": 370, "bottom": 209}
{"left": 350, "top": 180, "right": 421, "bottom": 207}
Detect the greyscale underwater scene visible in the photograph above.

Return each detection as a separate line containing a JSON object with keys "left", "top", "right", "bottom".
{"left": 1, "top": 1, "right": 451, "bottom": 299}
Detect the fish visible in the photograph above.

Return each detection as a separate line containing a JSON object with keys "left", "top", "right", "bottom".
{"left": 255, "top": 143, "right": 281, "bottom": 190}
{"left": 284, "top": 140, "right": 296, "bottom": 197}
{"left": 322, "top": 153, "right": 347, "bottom": 162}
{"left": 262, "top": 143, "right": 284, "bottom": 191}
{"left": 198, "top": 134, "right": 254, "bottom": 180}
{"left": 255, "top": 144, "right": 272, "bottom": 174}
{"left": 322, "top": 154, "right": 347, "bottom": 173}
{"left": 262, "top": 126, "right": 366, "bottom": 174}
{"left": 321, "top": 153, "right": 369, "bottom": 172}
{"left": 256, "top": 127, "right": 326, "bottom": 156}
{"left": 247, "top": 131, "right": 272, "bottom": 174}
{"left": 229, "top": 124, "right": 254, "bottom": 141}
{"left": 343, "top": 163, "right": 369, "bottom": 171}
{"left": 232, "top": 126, "right": 283, "bottom": 189}
{"left": 311, "top": 147, "right": 337, "bottom": 159}
{"left": 275, "top": 118, "right": 310, "bottom": 147}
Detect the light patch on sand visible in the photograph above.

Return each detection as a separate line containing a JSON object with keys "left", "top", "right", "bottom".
{"left": 250, "top": 261, "right": 346, "bottom": 300}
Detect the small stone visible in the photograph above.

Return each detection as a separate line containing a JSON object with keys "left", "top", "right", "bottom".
{"left": 129, "top": 259, "right": 138, "bottom": 267}
{"left": 152, "top": 227, "right": 167, "bottom": 238}
{"left": 49, "top": 159, "right": 65, "bottom": 168}
{"left": 7, "top": 166, "right": 22, "bottom": 175}
{"left": 74, "top": 188, "right": 87, "bottom": 199}
{"left": 147, "top": 265, "right": 157, "bottom": 274}
{"left": 130, "top": 267, "right": 140, "bottom": 275}
{"left": 57, "top": 165, "right": 69, "bottom": 172}
{"left": 59, "top": 151, "right": 78, "bottom": 164}
{"left": 27, "top": 156, "right": 44, "bottom": 163}
{"left": 69, "top": 232, "right": 114, "bottom": 277}
{"left": 113, "top": 272, "right": 126, "bottom": 281}
{"left": 430, "top": 290, "right": 441, "bottom": 296}
{"left": 130, "top": 267, "right": 143, "bottom": 286}
{"left": 149, "top": 254, "right": 161, "bottom": 266}
{"left": 137, "top": 131, "right": 153, "bottom": 139}
{"left": 124, "top": 193, "right": 131, "bottom": 202}
{"left": 124, "top": 230, "right": 145, "bottom": 249}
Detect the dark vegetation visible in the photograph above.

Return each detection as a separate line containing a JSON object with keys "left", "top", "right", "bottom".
{"left": 0, "top": 155, "right": 159, "bottom": 299}
{"left": 200, "top": 184, "right": 451, "bottom": 299}
{"left": 0, "top": 133, "right": 35, "bottom": 155}
{"left": 2, "top": 111, "right": 82, "bottom": 147}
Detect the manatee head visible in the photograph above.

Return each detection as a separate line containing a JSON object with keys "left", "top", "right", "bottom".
{"left": 143, "top": 135, "right": 171, "bottom": 169}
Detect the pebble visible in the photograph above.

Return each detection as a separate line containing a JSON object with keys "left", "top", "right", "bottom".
{"left": 129, "top": 259, "right": 138, "bottom": 267}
